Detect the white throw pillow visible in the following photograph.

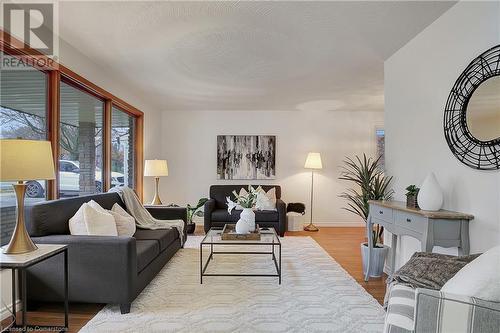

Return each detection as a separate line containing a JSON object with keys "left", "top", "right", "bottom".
{"left": 87, "top": 200, "right": 107, "bottom": 213}
{"left": 255, "top": 186, "right": 277, "bottom": 211}
{"left": 110, "top": 203, "right": 136, "bottom": 237}
{"left": 83, "top": 204, "right": 118, "bottom": 236}
{"left": 441, "top": 245, "right": 500, "bottom": 302}
{"left": 68, "top": 203, "right": 89, "bottom": 235}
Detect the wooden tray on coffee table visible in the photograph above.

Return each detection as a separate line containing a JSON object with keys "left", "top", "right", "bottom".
{"left": 221, "top": 224, "right": 261, "bottom": 240}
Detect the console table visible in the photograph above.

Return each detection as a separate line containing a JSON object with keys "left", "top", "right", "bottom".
{"left": 365, "top": 200, "right": 474, "bottom": 281}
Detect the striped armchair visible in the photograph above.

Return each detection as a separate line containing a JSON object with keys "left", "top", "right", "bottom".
{"left": 384, "top": 284, "right": 500, "bottom": 333}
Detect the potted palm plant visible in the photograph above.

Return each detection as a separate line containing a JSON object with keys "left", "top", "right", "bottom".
{"left": 339, "top": 154, "right": 394, "bottom": 278}
{"left": 186, "top": 198, "right": 208, "bottom": 234}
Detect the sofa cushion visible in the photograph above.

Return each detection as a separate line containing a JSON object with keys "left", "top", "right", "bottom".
{"left": 442, "top": 245, "right": 500, "bottom": 302}
{"left": 255, "top": 186, "right": 277, "bottom": 211}
{"left": 134, "top": 229, "right": 179, "bottom": 252}
{"left": 83, "top": 203, "right": 118, "bottom": 236}
{"left": 211, "top": 209, "right": 279, "bottom": 223}
{"left": 209, "top": 185, "right": 281, "bottom": 209}
{"left": 25, "top": 192, "right": 125, "bottom": 237}
{"left": 110, "top": 203, "right": 136, "bottom": 237}
{"left": 136, "top": 240, "right": 160, "bottom": 272}
{"left": 68, "top": 201, "right": 118, "bottom": 236}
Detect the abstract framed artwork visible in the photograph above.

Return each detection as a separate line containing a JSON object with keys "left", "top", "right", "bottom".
{"left": 217, "top": 135, "right": 276, "bottom": 180}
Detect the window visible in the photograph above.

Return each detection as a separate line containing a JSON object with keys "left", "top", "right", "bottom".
{"left": 376, "top": 128, "right": 385, "bottom": 170}
{"left": 0, "top": 55, "right": 48, "bottom": 245}
{"left": 1, "top": 30, "right": 144, "bottom": 204}
{"left": 59, "top": 81, "right": 104, "bottom": 197}
{"left": 111, "top": 106, "right": 136, "bottom": 189}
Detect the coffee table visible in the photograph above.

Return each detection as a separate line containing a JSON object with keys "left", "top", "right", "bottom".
{"left": 200, "top": 227, "right": 281, "bottom": 284}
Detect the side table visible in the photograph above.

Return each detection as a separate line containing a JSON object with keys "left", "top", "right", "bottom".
{"left": 0, "top": 244, "right": 69, "bottom": 332}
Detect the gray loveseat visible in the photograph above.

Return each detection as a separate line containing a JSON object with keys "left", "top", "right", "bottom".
{"left": 204, "top": 185, "right": 286, "bottom": 236}
{"left": 24, "top": 192, "right": 186, "bottom": 314}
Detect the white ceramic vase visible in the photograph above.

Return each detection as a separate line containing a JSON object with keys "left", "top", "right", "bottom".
{"left": 417, "top": 172, "right": 444, "bottom": 211}
{"left": 235, "top": 208, "right": 255, "bottom": 234}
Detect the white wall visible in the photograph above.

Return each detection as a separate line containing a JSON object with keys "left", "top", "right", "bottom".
{"left": 384, "top": 1, "right": 500, "bottom": 268}
{"left": 157, "top": 109, "right": 383, "bottom": 226}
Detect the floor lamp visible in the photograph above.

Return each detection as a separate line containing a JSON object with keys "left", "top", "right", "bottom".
{"left": 304, "top": 152, "right": 322, "bottom": 232}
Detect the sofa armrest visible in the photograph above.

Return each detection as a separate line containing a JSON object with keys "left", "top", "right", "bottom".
{"left": 414, "top": 288, "right": 500, "bottom": 333}
{"left": 30, "top": 235, "right": 137, "bottom": 303}
{"left": 146, "top": 206, "right": 187, "bottom": 222}
{"left": 204, "top": 199, "right": 216, "bottom": 233}
{"left": 276, "top": 199, "right": 286, "bottom": 237}
{"left": 146, "top": 206, "right": 188, "bottom": 244}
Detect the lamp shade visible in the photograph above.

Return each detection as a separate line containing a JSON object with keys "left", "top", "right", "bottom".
{"left": 304, "top": 152, "right": 323, "bottom": 169}
{"left": 0, "top": 139, "right": 55, "bottom": 181}
{"left": 144, "top": 159, "right": 168, "bottom": 177}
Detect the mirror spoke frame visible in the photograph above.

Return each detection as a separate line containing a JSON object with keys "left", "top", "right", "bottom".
{"left": 444, "top": 45, "right": 500, "bottom": 170}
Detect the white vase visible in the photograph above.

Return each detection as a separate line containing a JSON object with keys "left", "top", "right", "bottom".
{"left": 417, "top": 172, "right": 444, "bottom": 211}
{"left": 235, "top": 208, "right": 255, "bottom": 234}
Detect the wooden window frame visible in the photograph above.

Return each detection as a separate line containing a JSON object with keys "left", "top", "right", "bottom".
{"left": 1, "top": 29, "right": 144, "bottom": 201}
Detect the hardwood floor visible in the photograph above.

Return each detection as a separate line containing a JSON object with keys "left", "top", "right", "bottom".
{"left": 1, "top": 227, "right": 386, "bottom": 332}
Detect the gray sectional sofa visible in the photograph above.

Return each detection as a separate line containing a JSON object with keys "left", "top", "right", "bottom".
{"left": 24, "top": 192, "right": 186, "bottom": 314}
{"left": 204, "top": 185, "right": 286, "bottom": 236}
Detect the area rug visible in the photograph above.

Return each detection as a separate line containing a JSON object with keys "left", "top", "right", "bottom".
{"left": 80, "top": 236, "right": 385, "bottom": 332}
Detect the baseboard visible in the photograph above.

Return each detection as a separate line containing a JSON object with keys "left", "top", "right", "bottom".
{"left": 312, "top": 221, "right": 365, "bottom": 227}
{"left": 1, "top": 300, "right": 21, "bottom": 321}
{"left": 195, "top": 221, "right": 365, "bottom": 227}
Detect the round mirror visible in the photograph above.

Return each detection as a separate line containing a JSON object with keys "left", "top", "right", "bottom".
{"left": 466, "top": 77, "right": 500, "bottom": 142}
{"left": 444, "top": 44, "right": 500, "bottom": 170}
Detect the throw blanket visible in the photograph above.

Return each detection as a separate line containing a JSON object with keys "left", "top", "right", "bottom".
{"left": 387, "top": 252, "right": 480, "bottom": 290}
{"left": 384, "top": 252, "right": 480, "bottom": 309}
{"left": 109, "top": 187, "right": 184, "bottom": 245}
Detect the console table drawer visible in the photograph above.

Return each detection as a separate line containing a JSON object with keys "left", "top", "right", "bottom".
{"left": 395, "top": 211, "right": 426, "bottom": 233}
{"left": 370, "top": 205, "right": 393, "bottom": 223}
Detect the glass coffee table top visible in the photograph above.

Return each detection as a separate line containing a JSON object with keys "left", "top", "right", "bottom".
{"left": 201, "top": 227, "right": 280, "bottom": 245}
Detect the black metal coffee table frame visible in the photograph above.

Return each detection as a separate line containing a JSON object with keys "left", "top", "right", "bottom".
{"left": 200, "top": 228, "right": 281, "bottom": 284}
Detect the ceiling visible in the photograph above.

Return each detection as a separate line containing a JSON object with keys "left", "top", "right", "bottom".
{"left": 57, "top": 1, "right": 455, "bottom": 112}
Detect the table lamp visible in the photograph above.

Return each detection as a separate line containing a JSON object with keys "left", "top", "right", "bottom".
{"left": 304, "top": 152, "right": 322, "bottom": 232}
{"left": 0, "top": 139, "right": 55, "bottom": 254}
{"left": 144, "top": 159, "right": 168, "bottom": 205}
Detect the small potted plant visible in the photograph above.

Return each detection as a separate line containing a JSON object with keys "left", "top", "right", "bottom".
{"left": 405, "top": 185, "right": 420, "bottom": 208}
{"left": 186, "top": 198, "right": 209, "bottom": 234}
